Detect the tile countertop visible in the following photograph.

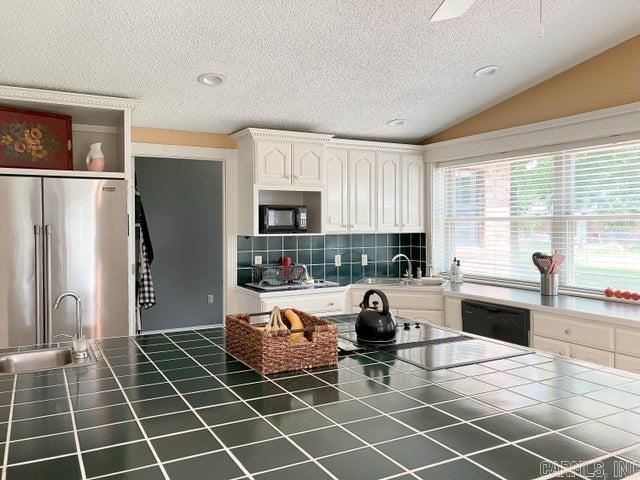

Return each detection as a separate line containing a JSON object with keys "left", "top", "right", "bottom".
{"left": 445, "top": 282, "right": 640, "bottom": 326}
{"left": 1, "top": 317, "right": 640, "bottom": 480}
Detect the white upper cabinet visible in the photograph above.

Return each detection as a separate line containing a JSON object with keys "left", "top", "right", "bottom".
{"left": 255, "top": 140, "right": 291, "bottom": 185}
{"left": 232, "top": 128, "right": 424, "bottom": 236}
{"left": 377, "top": 153, "right": 401, "bottom": 232}
{"left": 324, "top": 148, "right": 348, "bottom": 233}
{"left": 348, "top": 150, "right": 376, "bottom": 232}
{"left": 402, "top": 153, "right": 425, "bottom": 232}
{"left": 292, "top": 143, "right": 324, "bottom": 187}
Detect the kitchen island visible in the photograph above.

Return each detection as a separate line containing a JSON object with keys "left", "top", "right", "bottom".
{"left": 1, "top": 316, "right": 640, "bottom": 479}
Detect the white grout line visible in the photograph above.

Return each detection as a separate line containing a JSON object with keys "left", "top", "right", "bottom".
{"left": 196, "top": 329, "right": 640, "bottom": 476}
{"left": 193, "top": 331, "right": 455, "bottom": 478}
{"left": 164, "top": 332, "right": 343, "bottom": 480}
{"left": 128, "top": 337, "right": 256, "bottom": 480}
{"left": 1, "top": 375, "right": 16, "bottom": 480}
{"left": 97, "top": 347, "right": 171, "bottom": 480}
{"left": 2, "top": 331, "right": 640, "bottom": 478}
{"left": 61, "top": 369, "right": 88, "bottom": 479}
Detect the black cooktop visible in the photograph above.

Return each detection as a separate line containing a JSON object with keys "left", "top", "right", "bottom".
{"left": 332, "top": 314, "right": 530, "bottom": 371}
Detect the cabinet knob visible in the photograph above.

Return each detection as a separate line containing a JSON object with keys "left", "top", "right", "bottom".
{"left": 328, "top": 302, "right": 335, "bottom": 306}
{"left": 570, "top": 354, "right": 576, "bottom": 358}
{"left": 294, "top": 175, "right": 299, "bottom": 179}
{"left": 564, "top": 329, "right": 571, "bottom": 335}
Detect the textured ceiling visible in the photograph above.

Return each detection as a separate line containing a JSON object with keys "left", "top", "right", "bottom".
{"left": 1, "top": 1, "right": 639, "bottom": 143}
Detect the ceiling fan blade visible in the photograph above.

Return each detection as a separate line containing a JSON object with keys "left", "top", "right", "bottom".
{"left": 430, "top": 0, "right": 477, "bottom": 22}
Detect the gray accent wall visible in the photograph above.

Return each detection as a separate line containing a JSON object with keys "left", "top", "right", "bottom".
{"left": 136, "top": 157, "right": 223, "bottom": 330}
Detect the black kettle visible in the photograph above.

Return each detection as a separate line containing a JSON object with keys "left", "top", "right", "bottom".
{"left": 355, "top": 289, "right": 397, "bottom": 344}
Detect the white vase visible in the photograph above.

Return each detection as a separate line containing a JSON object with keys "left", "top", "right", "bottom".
{"left": 86, "top": 142, "right": 105, "bottom": 172}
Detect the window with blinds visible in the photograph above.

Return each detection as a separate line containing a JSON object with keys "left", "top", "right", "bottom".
{"left": 433, "top": 141, "right": 640, "bottom": 292}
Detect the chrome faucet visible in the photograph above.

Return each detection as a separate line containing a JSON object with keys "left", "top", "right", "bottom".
{"left": 391, "top": 254, "right": 413, "bottom": 279}
{"left": 53, "top": 292, "right": 88, "bottom": 359}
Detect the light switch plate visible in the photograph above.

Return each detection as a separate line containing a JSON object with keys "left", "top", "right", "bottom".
{"left": 361, "top": 254, "right": 368, "bottom": 266}
{"left": 334, "top": 254, "right": 342, "bottom": 267}
{"left": 254, "top": 255, "right": 262, "bottom": 265}
{"left": 207, "top": 295, "right": 214, "bottom": 304}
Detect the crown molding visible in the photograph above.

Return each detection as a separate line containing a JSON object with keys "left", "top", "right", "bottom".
{"left": 424, "top": 101, "right": 640, "bottom": 163}
{"left": 329, "top": 137, "right": 423, "bottom": 154}
{"left": 231, "top": 128, "right": 334, "bottom": 144}
{"left": 230, "top": 127, "right": 424, "bottom": 153}
{"left": 0, "top": 85, "right": 140, "bottom": 110}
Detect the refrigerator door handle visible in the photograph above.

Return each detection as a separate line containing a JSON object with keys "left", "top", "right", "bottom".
{"left": 44, "top": 224, "right": 53, "bottom": 344}
{"left": 34, "top": 225, "right": 43, "bottom": 343}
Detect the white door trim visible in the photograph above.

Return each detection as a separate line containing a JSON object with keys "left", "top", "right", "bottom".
{"left": 131, "top": 142, "right": 236, "bottom": 331}
{"left": 132, "top": 143, "right": 232, "bottom": 162}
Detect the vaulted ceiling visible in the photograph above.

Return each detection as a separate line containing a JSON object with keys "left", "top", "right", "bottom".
{"left": 1, "top": 1, "right": 639, "bottom": 142}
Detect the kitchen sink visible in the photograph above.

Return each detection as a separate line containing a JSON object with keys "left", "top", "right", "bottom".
{"left": 0, "top": 346, "right": 95, "bottom": 375}
{"left": 357, "top": 277, "right": 444, "bottom": 287}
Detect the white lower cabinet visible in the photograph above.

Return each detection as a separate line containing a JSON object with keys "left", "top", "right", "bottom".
{"left": 533, "top": 335, "right": 570, "bottom": 357}
{"left": 616, "top": 354, "right": 640, "bottom": 374}
{"left": 569, "top": 344, "right": 615, "bottom": 367}
{"left": 398, "top": 308, "right": 444, "bottom": 325}
{"left": 615, "top": 327, "right": 640, "bottom": 357}
{"left": 236, "top": 288, "right": 347, "bottom": 318}
{"left": 533, "top": 334, "right": 614, "bottom": 367}
{"left": 444, "top": 297, "right": 462, "bottom": 330}
{"left": 350, "top": 286, "right": 445, "bottom": 326}
{"left": 533, "top": 311, "right": 615, "bottom": 351}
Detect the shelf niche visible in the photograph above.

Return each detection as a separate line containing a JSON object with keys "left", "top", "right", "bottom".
{"left": 257, "top": 189, "right": 322, "bottom": 235}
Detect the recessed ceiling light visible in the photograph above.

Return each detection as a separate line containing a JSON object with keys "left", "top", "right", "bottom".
{"left": 386, "top": 119, "right": 406, "bottom": 127}
{"left": 474, "top": 65, "right": 501, "bottom": 78}
{"left": 197, "top": 73, "right": 224, "bottom": 86}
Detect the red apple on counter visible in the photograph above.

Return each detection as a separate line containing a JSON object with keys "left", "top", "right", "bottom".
{"left": 281, "top": 256, "right": 292, "bottom": 266}
{"left": 632, "top": 292, "right": 639, "bottom": 301}
{"left": 604, "top": 287, "right": 613, "bottom": 297}
{"left": 614, "top": 290, "right": 623, "bottom": 298}
{"left": 623, "top": 291, "right": 632, "bottom": 299}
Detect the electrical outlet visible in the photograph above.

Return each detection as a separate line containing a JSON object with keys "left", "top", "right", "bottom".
{"left": 254, "top": 255, "right": 262, "bottom": 265}
{"left": 361, "top": 254, "right": 368, "bottom": 266}
{"left": 334, "top": 254, "right": 342, "bottom": 267}
{"left": 207, "top": 294, "right": 214, "bottom": 304}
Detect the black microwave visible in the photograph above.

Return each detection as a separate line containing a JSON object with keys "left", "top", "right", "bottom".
{"left": 259, "top": 205, "right": 308, "bottom": 233}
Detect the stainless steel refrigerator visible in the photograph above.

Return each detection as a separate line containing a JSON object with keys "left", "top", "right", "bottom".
{"left": 0, "top": 176, "right": 129, "bottom": 348}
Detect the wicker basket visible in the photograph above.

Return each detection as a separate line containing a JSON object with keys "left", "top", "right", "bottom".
{"left": 225, "top": 309, "right": 338, "bottom": 375}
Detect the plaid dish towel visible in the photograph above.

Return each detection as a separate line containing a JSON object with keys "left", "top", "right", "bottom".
{"left": 138, "top": 241, "right": 156, "bottom": 310}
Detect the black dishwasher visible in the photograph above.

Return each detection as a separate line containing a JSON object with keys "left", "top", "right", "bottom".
{"left": 462, "top": 300, "right": 530, "bottom": 347}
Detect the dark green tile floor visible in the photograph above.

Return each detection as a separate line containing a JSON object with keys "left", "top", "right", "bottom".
{"left": 0, "top": 315, "right": 639, "bottom": 479}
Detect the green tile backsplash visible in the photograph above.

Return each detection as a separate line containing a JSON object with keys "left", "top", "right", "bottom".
{"left": 237, "top": 233, "right": 426, "bottom": 287}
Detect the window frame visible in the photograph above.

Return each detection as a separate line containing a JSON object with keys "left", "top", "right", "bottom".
{"left": 432, "top": 142, "right": 640, "bottom": 295}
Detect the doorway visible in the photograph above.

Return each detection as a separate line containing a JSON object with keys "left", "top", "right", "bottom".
{"left": 135, "top": 157, "right": 224, "bottom": 331}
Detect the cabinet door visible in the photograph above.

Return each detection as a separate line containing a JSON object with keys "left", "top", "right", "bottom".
{"left": 255, "top": 140, "right": 291, "bottom": 185}
{"left": 376, "top": 153, "right": 401, "bottom": 232}
{"left": 292, "top": 143, "right": 323, "bottom": 186}
{"left": 398, "top": 309, "right": 444, "bottom": 326}
{"left": 616, "top": 354, "right": 640, "bottom": 375}
{"left": 324, "top": 148, "right": 349, "bottom": 233}
{"left": 570, "top": 344, "right": 615, "bottom": 367}
{"left": 402, "top": 153, "right": 424, "bottom": 232}
{"left": 444, "top": 297, "right": 462, "bottom": 330}
{"left": 533, "top": 335, "right": 570, "bottom": 357}
{"left": 348, "top": 150, "right": 376, "bottom": 232}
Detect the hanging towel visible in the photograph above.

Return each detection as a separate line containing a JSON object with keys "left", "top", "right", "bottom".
{"left": 138, "top": 240, "right": 156, "bottom": 310}
{"left": 135, "top": 177, "right": 154, "bottom": 264}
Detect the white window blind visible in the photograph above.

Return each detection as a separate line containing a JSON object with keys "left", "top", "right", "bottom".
{"left": 434, "top": 141, "right": 640, "bottom": 292}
